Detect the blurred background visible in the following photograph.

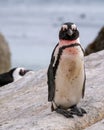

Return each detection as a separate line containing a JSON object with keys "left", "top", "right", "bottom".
{"left": 0, "top": 0, "right": 104, "bottom": 70}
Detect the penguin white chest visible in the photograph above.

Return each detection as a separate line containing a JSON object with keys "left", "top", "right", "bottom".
{"left": 54, "top": 48, "right": 84, "bottom": 108}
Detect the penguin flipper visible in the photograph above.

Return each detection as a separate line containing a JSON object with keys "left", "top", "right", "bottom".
{"left": 47, "top": 44, "right": 59, "bottom": 101}
{"left": 82, "top": 70, "right": 86, "bottom": 98}
{"left": 47, "top": 63, "right": 55, "bottom": 101}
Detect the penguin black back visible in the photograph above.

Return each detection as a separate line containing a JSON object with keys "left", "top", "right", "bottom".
{"left": 0, "top": 68, "right": 16, "bottom": 87}
{"left": 0, "top": 67, "right": 30, "bottom": 87}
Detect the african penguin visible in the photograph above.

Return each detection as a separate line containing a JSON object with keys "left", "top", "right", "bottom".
{"left": 0, "top": 67, "right": 30, "bottom": 87}
{"left": 47, "top": 22, "right": 86, "bottom": 118}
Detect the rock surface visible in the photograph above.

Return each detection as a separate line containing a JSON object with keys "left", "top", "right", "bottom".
{"left": 85, "top": 26, "right": 104, "bottom": 56}
{"left": 0, "top": 50, "right": 104, "bottom": 130}
{"left": 0, "top": 33, "right": 11, "bottom": 73}
{"left": 85, "top": 119, "right": 104, "bottom": 130}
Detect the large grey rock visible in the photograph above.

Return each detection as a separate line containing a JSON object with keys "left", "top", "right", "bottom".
{"left": 0, "top": 33, "right": 11, "bottom": 73}
{"left": 0, "top": 50, "right": 104, "bottom": 130}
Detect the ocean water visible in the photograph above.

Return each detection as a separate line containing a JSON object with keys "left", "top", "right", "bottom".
{"left": 0, "top": 0, "right": 104, "bottom": 70}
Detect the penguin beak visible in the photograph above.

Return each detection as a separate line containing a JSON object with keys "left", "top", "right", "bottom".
{"left": 67, "top": 29, "right": 73, "bottom": 36}
{"left": 24, "top": 70, "right": 30, "bottom": 74}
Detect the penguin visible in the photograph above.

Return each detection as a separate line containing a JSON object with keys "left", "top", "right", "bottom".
{"left": 0, "top": 67, "right": 30, "bottom": 87}
{"left": 47, "top": 22, "right": 86, "bottom": 118}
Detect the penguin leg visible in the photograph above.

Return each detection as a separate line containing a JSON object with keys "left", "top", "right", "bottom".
{"left": 70, "top": 105, "right": 86, "bottom": 117}
{"left": 55, "top": 106, "right": 74, "bottom": 118}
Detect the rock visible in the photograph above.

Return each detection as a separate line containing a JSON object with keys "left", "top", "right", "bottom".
{"left": 0, "top": 33, "right": 11, "bottom": 74}
{"left": 0, "top": 50, "right": 104, "bottom": 129}
{"left": 85, "top": 119, "right": 104, "bottom": 130}
{"left": 85, "top": 27, "right": 104, "bottom": 56}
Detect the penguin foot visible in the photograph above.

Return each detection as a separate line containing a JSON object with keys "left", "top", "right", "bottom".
{"left": 55, "top": 107, "right": 74, "bottom": 118}
{"left": 70, "top": 105, "right": 87, "bottom": 117}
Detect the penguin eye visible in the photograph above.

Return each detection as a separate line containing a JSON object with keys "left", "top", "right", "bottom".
{"left": 62, "top": 25, "right": 68, "bottom": 31}
{"left": 19, "top": 69, "right": 25, "bottom": 76}
{"left": 71, "top": 24, "right": 77, "bottom": 31}
{"left": 73, "top": 27, "right": 77, "bottom": 31}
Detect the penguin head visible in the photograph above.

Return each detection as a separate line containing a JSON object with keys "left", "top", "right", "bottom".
{"left": 59, "top": 22, "right": 79, "bottom": 40}
{"left": 10, "top": 67, "right": 30, "bottom": 81}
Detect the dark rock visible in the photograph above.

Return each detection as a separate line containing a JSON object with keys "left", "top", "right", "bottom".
{"left": 0, "top": 33, "right": 11, "bottom": 73}
{"left": 85, "top": 27, "right": 104, "bottom": 56}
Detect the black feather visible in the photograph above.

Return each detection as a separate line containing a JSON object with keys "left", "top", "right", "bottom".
{"left": 82, "top": 66, "right": 86, "bottom": 98}
{"left": 47, "top": 44, "right": 58, "bottom": 101}
{"left": 0, "top": 68, "right": 16, "bottom": 87}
